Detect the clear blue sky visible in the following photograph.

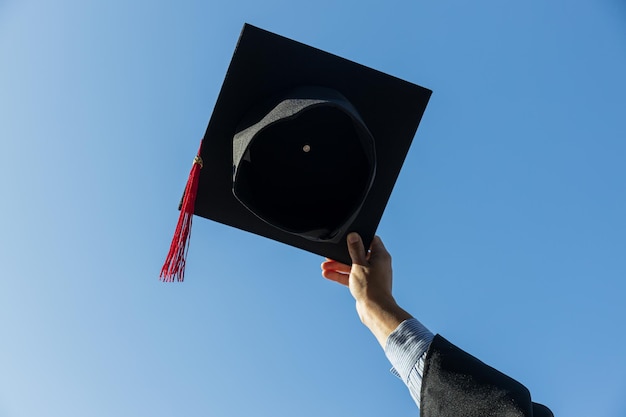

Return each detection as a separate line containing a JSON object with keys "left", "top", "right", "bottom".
{"left": 1, "top": 1, "right": 625, "bottom": 416}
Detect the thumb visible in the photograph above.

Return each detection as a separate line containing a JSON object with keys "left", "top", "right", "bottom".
{"left": 368, "top": 236, "right": 390, "bottom": 264}
{"left": 347, "top": 232, "right": 368, "bottom": 266}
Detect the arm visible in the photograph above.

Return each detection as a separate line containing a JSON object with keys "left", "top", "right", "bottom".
{"left": 322, "top": 233, "right": 552, "bottom": 417}
{"left": 321, "top": 233, "right": 434, "bottom": 408}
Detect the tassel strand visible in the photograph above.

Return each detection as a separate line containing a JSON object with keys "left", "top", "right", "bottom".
{"left": 160, "top": 154, "right": 203, "bottom": 282}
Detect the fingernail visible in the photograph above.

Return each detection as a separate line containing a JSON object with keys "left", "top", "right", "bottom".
{"left": 347, "top": 233, "right": 359, "bottom": 244}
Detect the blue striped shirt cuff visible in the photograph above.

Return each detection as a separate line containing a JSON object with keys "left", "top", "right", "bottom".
{"left": 384, "top": 318, "right": 434, "bottom": 407}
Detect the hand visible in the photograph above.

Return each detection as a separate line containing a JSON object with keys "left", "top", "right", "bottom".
{"left": 321, "top": 233, "right": 394, "bottom": 306}
{"left": 321, "top": 233, "right": 412, "bottom": 347}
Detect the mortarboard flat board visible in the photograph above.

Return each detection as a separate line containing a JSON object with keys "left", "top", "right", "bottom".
{"left": 161, "top": 23, "right": 432, "bottom": 281}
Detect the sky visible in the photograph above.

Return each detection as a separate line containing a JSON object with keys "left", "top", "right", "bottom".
{"left": 1, "top": 1, "right": 625, "bottom": 416}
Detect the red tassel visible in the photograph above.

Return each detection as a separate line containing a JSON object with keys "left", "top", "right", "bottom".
{"left": 160, "top": 154, "right": 203, "bottom": 282}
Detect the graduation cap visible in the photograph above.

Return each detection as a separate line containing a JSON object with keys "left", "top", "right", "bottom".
{"left": 161, "top": 24, "right": 432, "bottom": 282}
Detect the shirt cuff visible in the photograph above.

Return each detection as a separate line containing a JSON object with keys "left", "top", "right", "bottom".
{"left": 384, "top": 318, "right": 434, "bottom": 405}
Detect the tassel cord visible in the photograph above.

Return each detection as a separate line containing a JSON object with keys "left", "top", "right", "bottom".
{"left": 160, "top": 154, "right": 203, "bottom": 282}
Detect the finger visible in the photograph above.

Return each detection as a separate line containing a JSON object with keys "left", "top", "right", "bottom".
{"left": 347, "top": 232, "right": 368, "bottom": 266}
{"left": 321, "top": 260, "right": 351, "bottom": 273}
{"left": 322, "top": 269, "right": 350, "bottom": 286}
{"left": 368, "top": 235, "right": 391, "bottom": 263}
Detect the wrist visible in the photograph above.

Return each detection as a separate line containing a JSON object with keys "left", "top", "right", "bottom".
{"left": 356, "top": 297, "right": 412, "bottom": 348}
{"left": 357, "top": 294, "right": 396, "bottom": 317}
{"left": 357, "top": 296, "right": 403, "bottom": 324}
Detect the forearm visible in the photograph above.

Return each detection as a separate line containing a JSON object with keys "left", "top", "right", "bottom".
{"left": 357, "top": 296, "right": 413, "bottom": 348}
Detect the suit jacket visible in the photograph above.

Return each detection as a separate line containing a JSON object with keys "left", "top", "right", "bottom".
{"left": 420, "top": 335, "right": 553, "bottom": 417}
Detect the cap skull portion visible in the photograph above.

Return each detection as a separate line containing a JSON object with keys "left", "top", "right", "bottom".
{"left": 232, "top": 86, "right": 376, "bottom": 242}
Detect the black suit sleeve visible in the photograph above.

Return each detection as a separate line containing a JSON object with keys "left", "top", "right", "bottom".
{"left": 419, "top": 335, "right": 552, "bottom": 417}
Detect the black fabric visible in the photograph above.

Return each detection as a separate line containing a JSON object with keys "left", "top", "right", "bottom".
{"left": 420, "top": 335, "right": 552, "bottom": 417}
{"left": 532, "top": 403, "right": 554, "bottom": 417}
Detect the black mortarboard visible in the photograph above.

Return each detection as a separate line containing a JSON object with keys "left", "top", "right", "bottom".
{"left": 161, "top": 24, "right": 432, "bottom": 281}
